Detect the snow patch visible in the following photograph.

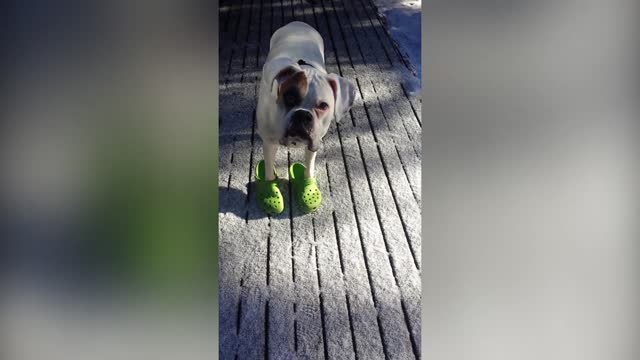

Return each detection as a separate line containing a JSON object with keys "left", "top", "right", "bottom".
{"left": 373, "top": 0, "right": 421, "bottom": 94}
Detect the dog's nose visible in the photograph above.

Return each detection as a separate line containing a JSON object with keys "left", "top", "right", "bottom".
{"left": 291, "top": 110, "right": 313, "bottom": 131}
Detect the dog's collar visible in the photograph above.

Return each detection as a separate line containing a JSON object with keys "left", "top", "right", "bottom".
{"left": 297, "top": 59, "right": 317, "bottom": 69}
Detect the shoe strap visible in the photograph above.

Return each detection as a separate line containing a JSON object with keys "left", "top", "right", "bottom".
{"left": 301, "top": 177, "right": 317, "bottom": 187}
{"left": 258, "top": 177, "right": 279, "bottom": 189}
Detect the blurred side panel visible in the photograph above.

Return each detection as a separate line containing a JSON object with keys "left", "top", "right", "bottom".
{"left": 422, "top": 1, "right": 639, "bottom": 359}
{"left": 2, "top": 1, "right": 220, "bottom": 359}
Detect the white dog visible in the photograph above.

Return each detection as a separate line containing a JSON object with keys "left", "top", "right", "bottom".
{"left": 255, "top": 21, "right": 356, "bottom": 214}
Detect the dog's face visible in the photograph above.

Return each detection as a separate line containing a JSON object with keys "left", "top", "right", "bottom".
{"left": 269, "top": 64, "right": 356, "bottom": 151}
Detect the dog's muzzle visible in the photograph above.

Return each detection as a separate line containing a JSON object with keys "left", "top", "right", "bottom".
{"left": 282, "top": 110, "right": 319, "bottom": 151}
{"left": 288, "top": 110, "right": 313, "bottom": 135}
{"left": 280, "top": 110, "right": 319, "bottom": 151}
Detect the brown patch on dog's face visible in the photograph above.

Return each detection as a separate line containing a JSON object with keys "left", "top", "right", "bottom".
{"left": 277, "top": 71, "right": 308, "bottom": 109}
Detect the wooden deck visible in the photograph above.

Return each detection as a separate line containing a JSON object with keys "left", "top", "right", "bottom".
{"left": 219, "top": 0, "right": 421, "bottom": 358}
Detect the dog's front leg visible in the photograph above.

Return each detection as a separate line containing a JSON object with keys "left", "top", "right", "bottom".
{"left": 263, "top": 142, "right": 278, "bottom": 181}
{"left": 304, "top": 149, "right": 317, "bottom": 178}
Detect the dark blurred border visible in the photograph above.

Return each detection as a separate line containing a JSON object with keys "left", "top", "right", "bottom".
{"left": 422, "top": 1, "right": 639, "bottom": 359}
{"left": 3, "top": 1, "right": 219, "bottom": 359}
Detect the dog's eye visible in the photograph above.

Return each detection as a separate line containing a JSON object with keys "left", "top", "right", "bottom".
{"left": 284, "top": 93, "right": 297, "bottom": 106}
{"left": 317, "top": 102, "right": 329, "bottom": 111}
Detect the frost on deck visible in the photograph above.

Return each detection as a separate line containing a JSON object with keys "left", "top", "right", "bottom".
{"left": 219, "top": 0, "right": 421, "bottom": 358}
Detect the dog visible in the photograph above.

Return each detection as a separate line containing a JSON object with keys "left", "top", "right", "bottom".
{"left": 255, "top": 21, "right": 357, "bottom": 213}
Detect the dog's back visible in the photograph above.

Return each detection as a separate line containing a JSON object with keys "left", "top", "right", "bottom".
{"left": 267, "top": 21, "right": 325, "bottom": 69}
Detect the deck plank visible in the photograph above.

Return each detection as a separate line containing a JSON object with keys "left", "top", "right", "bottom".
{"left": 219, "top": 2, "right": 259, "bottom": 358}
{"left": 328, "top": 1, "right": 419, "bottom": 357}
{"left": 318, "top": 4, "right": 393, "bottom": 359}
{"left": 234, "top": 0, "right": 272, "bottom": 358}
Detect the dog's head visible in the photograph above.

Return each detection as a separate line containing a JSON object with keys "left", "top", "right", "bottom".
{"left": 264, "top": 58, "right": 357, "bottom": 151}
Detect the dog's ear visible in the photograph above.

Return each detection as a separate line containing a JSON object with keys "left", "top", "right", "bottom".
{"left": 263, "top": 57, "right": 303, "bottom": 98}
{"left": 327, "top": 73, "right": 357, "bottom": 123}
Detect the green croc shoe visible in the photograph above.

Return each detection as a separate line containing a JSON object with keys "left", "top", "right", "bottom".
{"left": 289, "top": 162, "right": 322, "bottom": 213}
{"left": 255, "top": 160, "right": 284, "bottom": 215}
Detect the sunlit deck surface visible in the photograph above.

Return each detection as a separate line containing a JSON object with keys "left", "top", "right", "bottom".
{"left": 219, "top": 0, "right": 421, "bottom": 358}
